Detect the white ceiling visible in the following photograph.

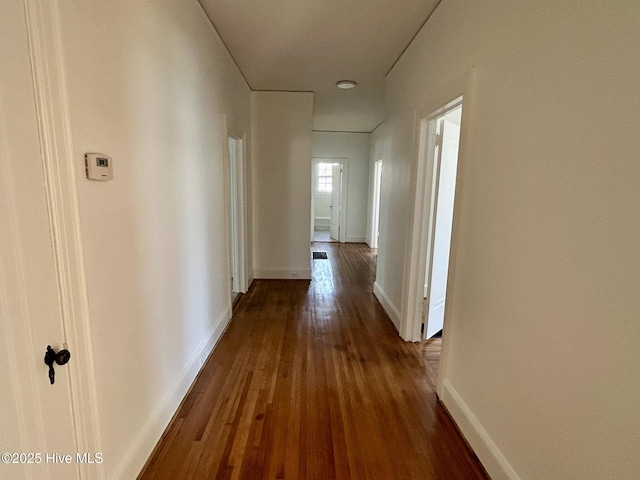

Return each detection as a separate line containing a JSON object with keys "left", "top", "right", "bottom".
{"left": 198, "top": 0, "right": 441, "bottom": 132}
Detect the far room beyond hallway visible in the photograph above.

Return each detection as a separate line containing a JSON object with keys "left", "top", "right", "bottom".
{"left": 140, "top": 242, "right": 487, "bottom": 479}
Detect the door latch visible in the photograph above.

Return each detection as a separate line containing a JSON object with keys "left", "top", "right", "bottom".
{"left": 43, "top": 344, "right": 71, "bottom": 385}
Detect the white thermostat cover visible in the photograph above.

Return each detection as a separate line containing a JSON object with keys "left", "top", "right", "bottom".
{"left": 85, "top": 153, "right": 113, "bottom": 181}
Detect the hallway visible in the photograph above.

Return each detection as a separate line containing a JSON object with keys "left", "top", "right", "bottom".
{"left": 140, "top": 243, "right": 487, "bottom": 479}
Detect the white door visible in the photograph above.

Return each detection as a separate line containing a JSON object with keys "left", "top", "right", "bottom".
{"left": 0, "top": 1, "right": 79, "bottom": 478}
{"left": 425, "top": 119, "right": 461, "bottom": 339}
{"left": 329, "top": 164, "right": 342, "bottom": 241}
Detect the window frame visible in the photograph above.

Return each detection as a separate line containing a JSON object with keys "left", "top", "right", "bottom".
{"left": 316, "top": 162, "right": 333, "bottom": 193}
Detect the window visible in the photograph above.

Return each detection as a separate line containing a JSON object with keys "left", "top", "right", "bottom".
{"left": 317, "top": 163, "right": 333, "bottom": 192}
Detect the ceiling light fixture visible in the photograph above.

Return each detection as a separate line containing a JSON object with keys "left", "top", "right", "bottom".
{"left": 336, "top": 80, "right": 357, "bottom": 90}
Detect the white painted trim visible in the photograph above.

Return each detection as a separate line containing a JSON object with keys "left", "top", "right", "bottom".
{"left": 440, "top": 379, "right": 522, "bottom": 480}
{"left": 401, "top": 97, "right": 463, "bottom": 342}
{"left": 310, "top": 163, "right": 316, "bottom": 242}
{"left": 238, "top": 134, "right": 249, "bottom": 293}
{"left": 222, "top": 116, "right": 250, "bottom": 307}
{"left": 23, "top": 2, "right": 103, "bottom": 478}
{"left": 254, "top": 268, "right": 312, "bottom": 280}
{"left": 231, "top": 134, "right": 248, "bottom": 294}
{"left": 373, "top": 281, "right": 401, "bottom": 330}
{"left": 369, "top": 159, "right": 383, "bottom": 249}
{"left": 401, "top": 68, "right": 477, "bottom": 347}
{"left": 221, "top": 115, "right": 234, "bottom": 313}
{"left": 346, "top": 235, "right": 366, "bottom": 243}
{"left": 112, "top": 307, "right": 232, "bottom": 479}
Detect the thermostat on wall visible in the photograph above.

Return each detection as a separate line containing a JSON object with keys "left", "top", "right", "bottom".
{"left": 85, "top": 153, "right": 113, "bottom": 181}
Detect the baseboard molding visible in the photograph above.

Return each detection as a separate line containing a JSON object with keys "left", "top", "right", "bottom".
{"left": 254, "top": 268, "right": 312, "bottom": 280}
{"left": 373, "top": 281, "right": 401, "bottom": 330}
{"left": 112, "top": 306, "right": 232, "bottom": 479}
{"left": 440, "top": 379, "right": 521, "bottom": 480}
{"left": 346, "top": 235, "right": 366, "bottom": 243}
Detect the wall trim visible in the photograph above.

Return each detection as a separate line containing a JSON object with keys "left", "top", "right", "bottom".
{"left": 373, "top": 281, "right": 401, "bottom": 330}
{"left": 346, "top": 235, "right": 366, "bottom": 243}
{"left": 113, "top": 307, "right": 232, "bottom": 479}
{"left": 439, "top": 379, "right": 521, "bottom": 480}
{"left": 254, "top": 268, "right": 312, "bottom": 280}
{"left": 23, "top": 2, "right": 104, "bottom": 478}
{"left": 222, "top": 116, "right": 249, "bottom": 295}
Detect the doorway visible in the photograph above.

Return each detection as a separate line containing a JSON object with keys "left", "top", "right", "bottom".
{"left": 370, "top": 159, "right": 383, "bottom": 249}
{"left": 226, "top": 133, "right": 248, "bottom": 302}
{"left": 311, "top": 158, "right": 347, "bottom": 243}
{"left": 422, "top": 106, "right": 462, "bottom": 339}
{"left": 402, "top": 97, "right": 463, "bottom": 343}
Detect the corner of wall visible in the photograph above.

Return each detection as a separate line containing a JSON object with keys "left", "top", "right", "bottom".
{"left": 439, "top": 379, "right": 522, "bottom": 480}
{"left": 373, "top": 281, "right": 401, "bottom": 330}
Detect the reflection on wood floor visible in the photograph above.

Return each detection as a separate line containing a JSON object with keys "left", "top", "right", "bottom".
{"left": 139, "top": 242, "right": 487, "bottom": 480}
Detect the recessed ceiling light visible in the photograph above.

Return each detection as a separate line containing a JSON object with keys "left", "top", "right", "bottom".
{"left": 336, "top": 80, "right": 357, "bottom": 90}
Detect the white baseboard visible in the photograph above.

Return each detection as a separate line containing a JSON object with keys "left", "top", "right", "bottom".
{"left": 439, "top": 379, "right": 521, "bottom": 480}
{"left": 373, "top": 281, "right": 401, "bottom": 330}
{"left": 254, "top": 268, "right": 311, "bottom": 280}
{"left": 112, "top": 306, "right": 232, "bottom": 479}
{"left": 346, "top": 235, "right": 366, "bottom": 243}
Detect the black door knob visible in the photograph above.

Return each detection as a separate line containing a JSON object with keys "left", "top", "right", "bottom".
{"left": 56, "top": 348, "right": 71, "bottom": 366}
{"left": 44, "top": 345, "right": 71, "bottom": 385}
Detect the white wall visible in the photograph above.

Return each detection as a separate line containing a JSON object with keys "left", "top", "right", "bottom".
{"left": 314, "top": 191, "right": 331, "bottom": 219}
{"left": 378, "top": 1, "right": 640, "bottom": 479}
{"left": 56, "top": 1, "right": 252, "bottom": 477}
{"left": 252, "top": 91, "right": 314, "bottom": 278}
{"left": 312, "top": 132, "right": 370, "bottom": 243}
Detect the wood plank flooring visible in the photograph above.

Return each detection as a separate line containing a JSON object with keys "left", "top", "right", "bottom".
{"left": 139, "top": 243, "right": 488, "bottom": 480}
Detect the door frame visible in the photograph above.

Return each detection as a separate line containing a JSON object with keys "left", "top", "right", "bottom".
{"left": 401, "top": 94, "right": 464, "bottom": 343}
{"left": 222, "top": 116, "right": 248, "bottom": 302}
{"left": 3, "top": 1, "right": 103, "bottom": 478}
{"left": 310, "top": 157, "right": 348, "bottom": 243}
{"left": 369, "top": 159, "right": 383, "bottom": 249}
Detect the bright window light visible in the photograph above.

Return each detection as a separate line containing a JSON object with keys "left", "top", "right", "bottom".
{"left": 317, "top": 163, "right": 333, "bottom": 192}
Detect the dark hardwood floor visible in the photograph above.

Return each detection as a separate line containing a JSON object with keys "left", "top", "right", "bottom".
{"left": 139, "top": 243, "right": 488, "bottom": 480}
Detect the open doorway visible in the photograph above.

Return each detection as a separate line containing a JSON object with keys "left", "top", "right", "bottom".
{"left": 370, "top": 159, "right": 383, "bottom": 249}
{"left": 311, "top": 158, "right": 347, "bottom": 243}
{"left": 402, "top": 96, "right": 463, "bottom": 343}
{"left": 226, "top": 133, "right": 248, "bottom": 303}
{"left": 422, "top": 105, "right": 462, "bottom": 339}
